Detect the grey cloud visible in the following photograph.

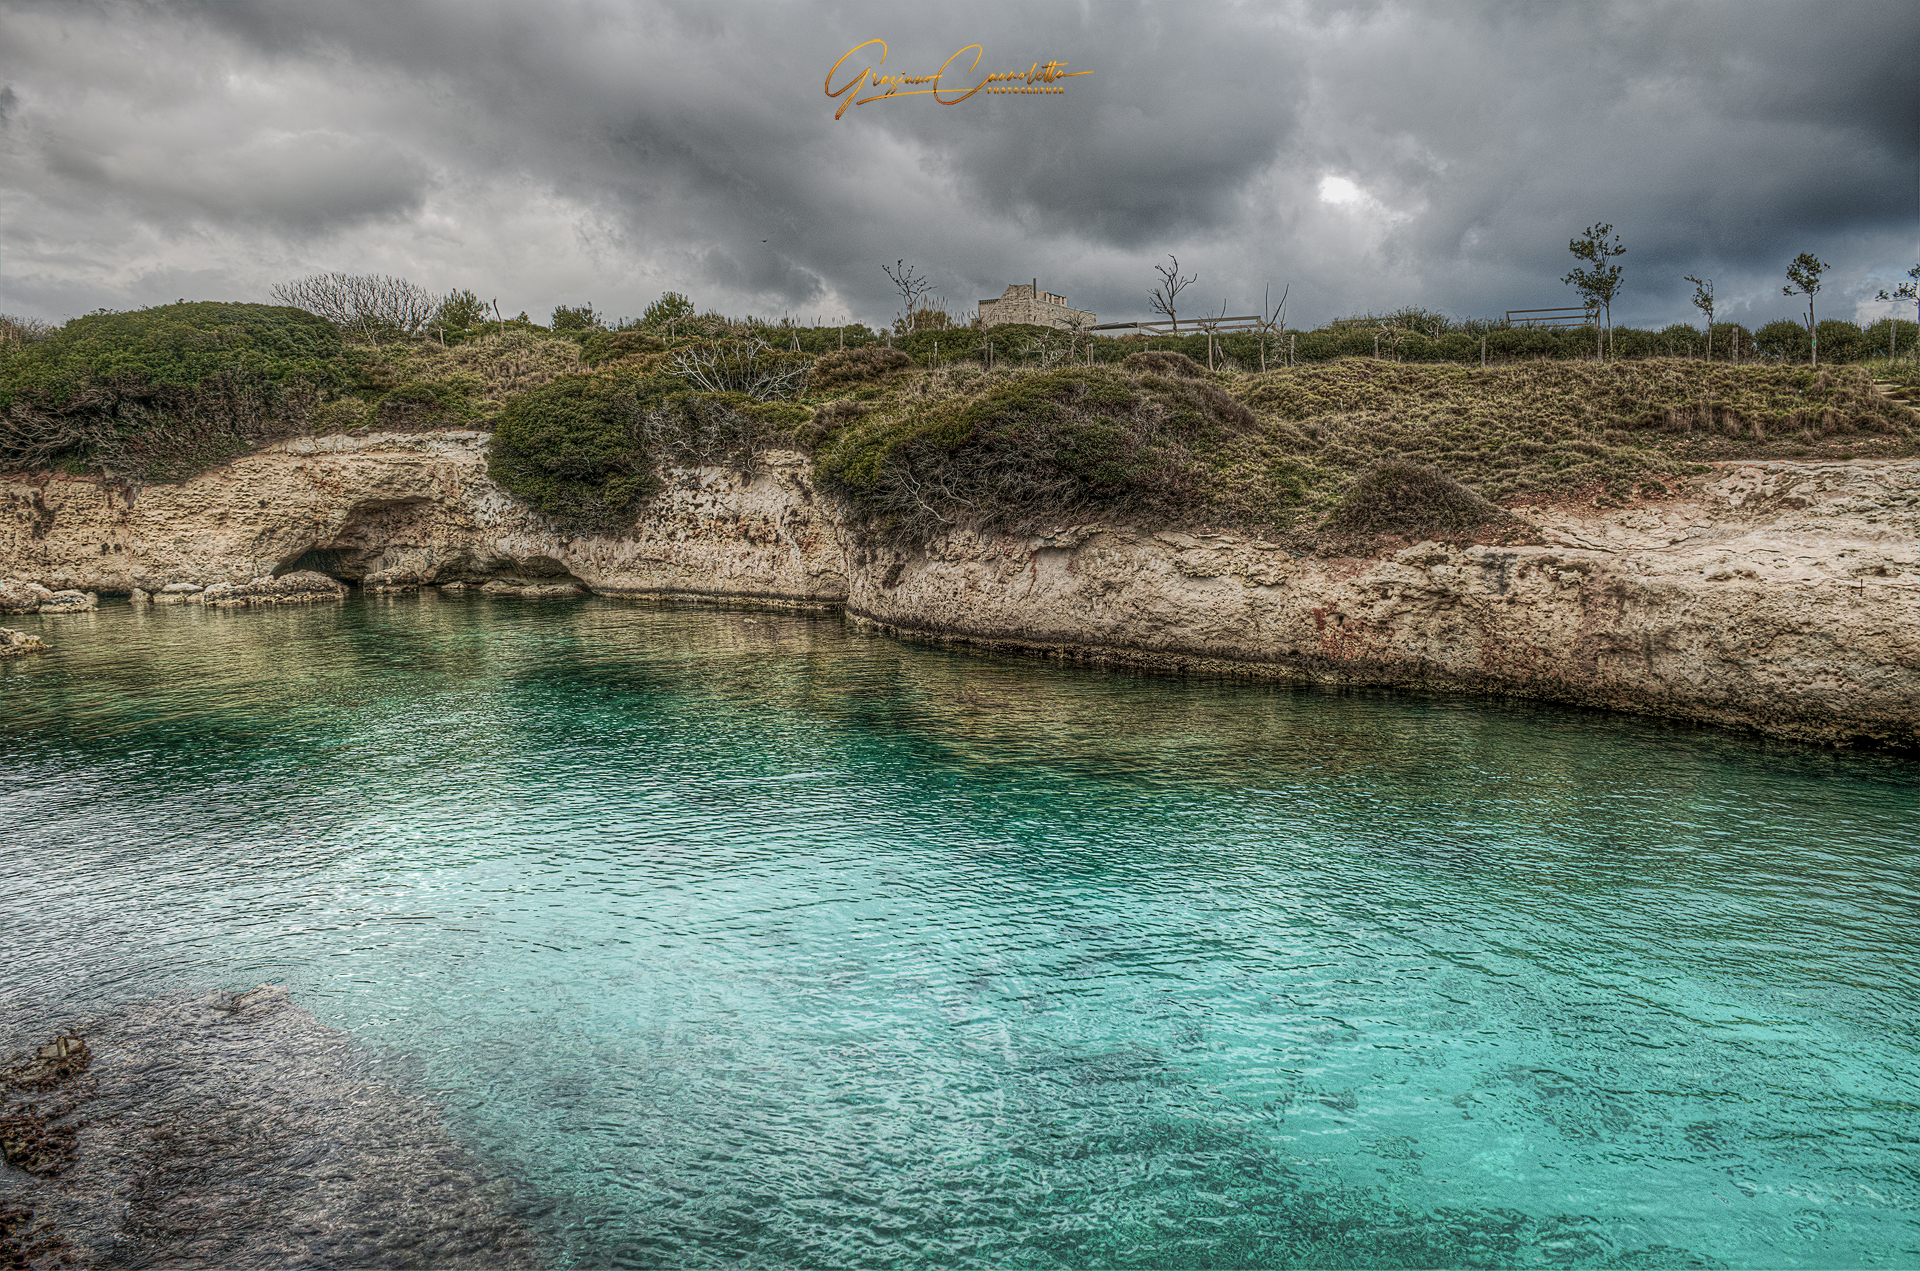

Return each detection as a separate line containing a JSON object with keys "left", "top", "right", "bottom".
{"left": 1, "top": 0, "right": 1914, "bottom": 332}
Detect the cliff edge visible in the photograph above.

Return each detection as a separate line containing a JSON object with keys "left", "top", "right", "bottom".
{"left": 2, "top": 434, "right": 1913, "bottom": 747}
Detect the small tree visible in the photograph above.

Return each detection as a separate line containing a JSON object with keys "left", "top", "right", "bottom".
{"left": 641, "top": 291, "right": 695, "bottom": 337}
{"left": 1684, "top": 274, "right": 1714, "bottom": 361}
{"left": 1876, "top": 264, "right": 1919, "bottom": 361}
{"left": 434, "top": 288, "right": 489, "bottom": 332}
{"left": 882, "top": 261, "right": 934, "bottom": 336}
{"left": 551, "top": 302, "right": 603, "bottom": 332}
{"left": 1149, "top": 255, "right": 1196, "bottom": 331}
{"left": 1782, "top": 253, "right": 1827, "bottom": 366}
{"left": 1562, "top": 223, "right": 1625, "bottom": 359}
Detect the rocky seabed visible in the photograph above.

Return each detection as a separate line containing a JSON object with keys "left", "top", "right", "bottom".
{"left": 1, "top": 432, "right": 1915, "bottom": 746}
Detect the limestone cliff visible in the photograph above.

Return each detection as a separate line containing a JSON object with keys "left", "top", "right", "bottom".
{"left": 0, "top": 431, "right": 844, "bottom": 605}
{"left": 2, "top": 433, "right": 1913, "bottom": 746}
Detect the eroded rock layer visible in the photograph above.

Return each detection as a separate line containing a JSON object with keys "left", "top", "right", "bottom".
{"left": 2, "top": 434, "right": 1914, "bottom": 746}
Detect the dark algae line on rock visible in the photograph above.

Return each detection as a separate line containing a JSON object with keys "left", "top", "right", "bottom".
{"left": 0, "top": 988, "right": 541, "bottom": 1270}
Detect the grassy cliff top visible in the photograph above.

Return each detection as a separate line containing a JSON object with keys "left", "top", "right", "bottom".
{"left": 485, "top": 345, "right": 1919, "bottom": 542}
{"left": 6, "top": 304, "right": 1914, "bottom": 547}
{"left": 795, "top": 355, "right": 1917, "bottom": 543}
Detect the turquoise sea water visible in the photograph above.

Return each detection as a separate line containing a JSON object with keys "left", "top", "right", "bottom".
{"left": 2, "top": 594, "right": 1915, "bottom": 1269}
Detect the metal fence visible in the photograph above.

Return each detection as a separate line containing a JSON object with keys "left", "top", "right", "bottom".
{"left": 1505, "top": 306, "right": 1596, "bottom": 329}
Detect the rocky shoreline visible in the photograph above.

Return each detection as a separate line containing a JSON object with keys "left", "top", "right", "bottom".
{"left": 2, "top": 432, "right": 1914, "bottom": 747}
{"left": 0, "top": 987, "right": 541, "bottom": 1270}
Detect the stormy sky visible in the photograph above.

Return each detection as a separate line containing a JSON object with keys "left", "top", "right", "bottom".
{"left": 3, "top": 0, "right": 1916, "bottom": 332}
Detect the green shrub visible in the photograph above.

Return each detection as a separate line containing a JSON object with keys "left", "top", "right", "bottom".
{"left": 809, "top": 345, "right": 912, "bottom": 392}
{"left": 641, "top": 291, "right": 695, "bottom": 330}
{"left": 1122, "top": 350, "right": 1205, "bottom": 377}
{"left": 486, "top": 370, "right": 679, "bottom": 531}
{"left": 433, "top": 289, "right": 490, "bottom": 334}
{"left": 0, "top": 302, "right": 345, "bottom": 480}
{"left": 377, "top": 381, "right": 464, "bottom": 429}
{"left": 813, "top": 366, "right": 1273, "bottom": 543}
{"left": 1755, "top": 319, "right": 1811, "bottom": 362}
{"left": 1815, "top": 319, "right": 1868, "bottom": 364}
{"left": 578, "top": 330, "right": 668, "bottom": 366}
{"left": 551, "top": 303, "right": 604, "bottom": 333}
{"left": 1324, "top": 460, "right": 1522, "bottom": 538}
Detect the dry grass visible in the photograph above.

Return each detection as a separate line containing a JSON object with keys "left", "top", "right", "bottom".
{"left": 797, "top": 357, "right": 1920, "bottom": 546}
{"left": 353, "top": 331, "right": 586, "bottom": 417}
{"left": 1223, "top": 358, "right": 1917, "bottom": 514}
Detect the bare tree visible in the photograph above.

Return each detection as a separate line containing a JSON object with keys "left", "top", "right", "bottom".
{"left": 670, "top": 337, "right": 807, "bottom": 400}
{"left": 272, "top": 273, "right": 438, "bottom": 346}
{"left": 1257, "top": 283, "right": 1288, "bottom": 371}
{"left": 0, "top": 314, "right": 56, "bottom": 345}
{"left": 1685, "top": 275, "right": 1715, "bottom": 360}
{"left": 883, "top": 261, "right": 934, "bottom": 334}
{"left": 1063, "top": 309, "right": 1097, "bottom": 366}
{"left": 1149, "top": 255, "right": 1196, "bottom": 331}
{"left": 1194, "top": 299, "right": 1231, "bottom": 370}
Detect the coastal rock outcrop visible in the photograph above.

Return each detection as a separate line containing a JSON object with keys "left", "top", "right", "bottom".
{"left": 0, "top": 431, "right": 844, "bottom": 605}
{"left": 0, "top": 627, "right": 47, "bottom": 657}
{"left": 1, "top": 435, "right": 1913, "bottom": 746}
{"left": 0, "top": 581, "right": 95, "bottom": 614}
{"left": 201, "top": 570, "right": 348, "bottom": 607}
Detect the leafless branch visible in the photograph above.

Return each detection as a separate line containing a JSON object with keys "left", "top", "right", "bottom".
{"left": 1149, "top": 255, "right": 1197, "bottom": 331}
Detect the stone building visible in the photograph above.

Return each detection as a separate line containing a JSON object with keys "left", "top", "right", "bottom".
{"left": 977, "top": 281, "right": 1095, "bottom": 332}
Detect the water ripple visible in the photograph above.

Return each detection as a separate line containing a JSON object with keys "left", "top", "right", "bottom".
{"left": 3, "top": 593, "right": 1916, "bottom": 1268}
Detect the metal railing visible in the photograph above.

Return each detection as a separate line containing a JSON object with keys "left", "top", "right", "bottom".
{"left": 1505, "top": 306, "right": 1596, "bottom": 329}
{"left": 1090, "top": 316, "right": 1269, "bottom": 335}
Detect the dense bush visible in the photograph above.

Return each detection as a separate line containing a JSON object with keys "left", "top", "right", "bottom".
{"left": 1754, "top": 320, "right": 1810, "bottom": 362}
{"left": 813, "top": 365, "right": 1273, "bottom": 543}
{"left": 1121, "top": 350, "right": 1205, "bottom": 377}
{"left": 576, "top": 329, "right": 668, "bottom": 366}
{"left": 485, "top": 357, "right": 820, "bottom": 530}
{"left": 809, "top": 345, "right": 913, "bottom": 392}
{"left": 485, "top": 369, "right": 675, "bottom": 531}
{"left": 550, "top": 303, "right": 604, "bottom": 333}
{"left": 1814, "top": 319, "right": 1869, "bottom": 364}
{"left": 1324, "top": 460, "right": 1522, "bottom": 539}
{"left": 0, "top": 302, "right": 345, "bottom": 479}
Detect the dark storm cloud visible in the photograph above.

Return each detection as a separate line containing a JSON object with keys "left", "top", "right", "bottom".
{"left": 1, "top": 0, "right": 1915, "bottom": 329}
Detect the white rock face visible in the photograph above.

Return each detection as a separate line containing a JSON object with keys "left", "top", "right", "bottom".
{"left": 0, "top": 432, "right": 845, "bottom": 604}
{"left": 1, "top": 436, "right": 1914, "bottom": 745}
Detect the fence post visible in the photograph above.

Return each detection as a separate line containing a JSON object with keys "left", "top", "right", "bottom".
{"left": 1289, "top": 333, "right": 1295, "bottom": 366}
{"left": 1481, "top": 334, "right": 1486, "bottom": 369}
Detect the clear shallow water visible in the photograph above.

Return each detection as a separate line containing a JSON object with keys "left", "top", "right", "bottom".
{"left": 2, "top": 594, "right": 1915, "bottom": 1269}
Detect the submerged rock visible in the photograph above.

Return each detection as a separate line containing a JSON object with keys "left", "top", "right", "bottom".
{"left": 0, "top": 986, "right": 541, "bottom": 1269}
{"left": 478, "top": 579, "right": 585, "bottom": 599}
{"left": 0, "top": 628, "right": 47, "bottom": 658}
{"left": 363, "top": 566, "right": 429, "bottom": 593}
{"left": 201, "top": 570, "right": 348, "bottom": 608}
